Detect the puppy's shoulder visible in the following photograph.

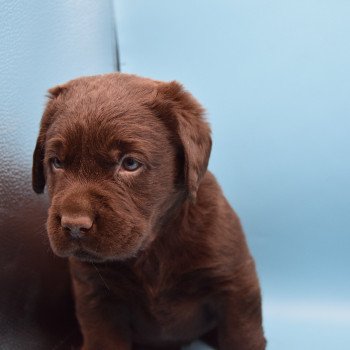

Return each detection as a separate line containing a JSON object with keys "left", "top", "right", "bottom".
{"left": 195, "top": 171, "right": 240, "bottom": 227}
{"left": 193, "top": 171, "right": 249, "bottom": 257}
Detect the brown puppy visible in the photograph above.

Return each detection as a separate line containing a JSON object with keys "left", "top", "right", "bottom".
{"left": 32, "top": 73, "right": 266, "bottom": 350}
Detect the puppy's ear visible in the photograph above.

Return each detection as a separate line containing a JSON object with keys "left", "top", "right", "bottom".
{"left": 154, "top": 81, "right": 212, "bottom": 201}
{"left": 47, "top": 84, "right": 67, "bottom": 99}
{"left": 32, "top": 138, "right": 46, "bottom": 194}
{"left": 32, "top": 84, "right": 66, "bottom": 193}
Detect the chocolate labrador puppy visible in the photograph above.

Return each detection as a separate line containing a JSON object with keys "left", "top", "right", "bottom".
{"left": 32, "top": 73, "right": 266, "bottom": 350}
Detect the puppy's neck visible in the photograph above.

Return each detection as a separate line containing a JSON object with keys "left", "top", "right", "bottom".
{"left": 136, "top": 191, "right": 203, "bottom": 263}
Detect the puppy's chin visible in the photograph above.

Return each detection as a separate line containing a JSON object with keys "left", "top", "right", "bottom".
{"left": 71, "top": 249, "right": 107, "bottom": 263}
{"left": 51, "top": 244, "right": 142, "bottom": 263}
{"left": 47, "top": 229, "right": 147, "bottom": 263}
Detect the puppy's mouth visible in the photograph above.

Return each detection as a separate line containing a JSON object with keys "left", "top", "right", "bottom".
{"left": 47, "top": 225, "right": 146, "bottom": 263}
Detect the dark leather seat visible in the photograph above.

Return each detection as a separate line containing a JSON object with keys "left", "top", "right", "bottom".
{"left": 0, "top": 198, "right": 81, "bottom": 349}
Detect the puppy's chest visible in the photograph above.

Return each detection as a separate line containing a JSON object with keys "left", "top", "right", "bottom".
{"left": 127, "top": 270, "right": 216, "bottom": 342}
{"left": 136, "top": 272, "right": 198, "bottom": 318}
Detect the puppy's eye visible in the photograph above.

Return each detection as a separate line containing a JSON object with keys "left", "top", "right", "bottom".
{"left": 51, "top": 157, "right": 64, "bottom": 170}
{"left": 121, "top": 157, "right": 141, "bottom": 171}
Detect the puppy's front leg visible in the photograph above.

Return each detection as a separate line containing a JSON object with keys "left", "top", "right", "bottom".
{"left": 217, "top": 265, "right": 266, "bottom": 350}
{"left": 79, "top": 315, "right": 131, "bottom": 350}
{"left": 76, "top": 297, "right": 132, "bottom": 350}
{"left": 72, "top": 275, "right": 131, "bottom": 350}
{"left": 217, "top": 293, "right": 266, "bottom": 350}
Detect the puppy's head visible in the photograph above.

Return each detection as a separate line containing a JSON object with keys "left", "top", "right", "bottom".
{"left": 32, "top": 73, "right": 211, "bottom": 262}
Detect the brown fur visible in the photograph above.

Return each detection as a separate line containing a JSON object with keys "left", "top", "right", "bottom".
{"left": 32, "top": 73, "right": 266, "bottom": 350}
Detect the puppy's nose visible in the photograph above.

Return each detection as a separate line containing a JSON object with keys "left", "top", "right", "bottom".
{"left": 61, "top": 215, "right": 93, "bottom": 239}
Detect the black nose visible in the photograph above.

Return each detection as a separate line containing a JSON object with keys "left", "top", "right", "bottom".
{"left": 61, "top": 215, "right": 93, "bottom": 239}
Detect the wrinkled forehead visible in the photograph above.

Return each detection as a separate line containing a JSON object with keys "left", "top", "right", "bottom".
{"left": 46, "top": 100, "right": 171, "bottom": 158}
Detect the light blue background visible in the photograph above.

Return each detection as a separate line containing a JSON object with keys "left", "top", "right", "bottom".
{"left": 114, "top": 1, "right": 350, "bottom": 349}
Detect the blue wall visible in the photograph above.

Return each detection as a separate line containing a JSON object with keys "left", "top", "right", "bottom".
{"left": 115, "top": 1, "right": 350, "bottom": 349}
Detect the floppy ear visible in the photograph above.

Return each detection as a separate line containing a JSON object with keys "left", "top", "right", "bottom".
{"left": 32, "top": 138, "right": 46, "bottom": 194}
{"left": 32, "top": 84, "right": 67, "bottom": 193}
{"left": 153, "top": 81, "right": 212, "bottom": 201}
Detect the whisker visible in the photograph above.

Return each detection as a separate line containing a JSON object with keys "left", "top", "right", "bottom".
{"left": 92, "top": 262, "right": 110, "bottom": 292}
